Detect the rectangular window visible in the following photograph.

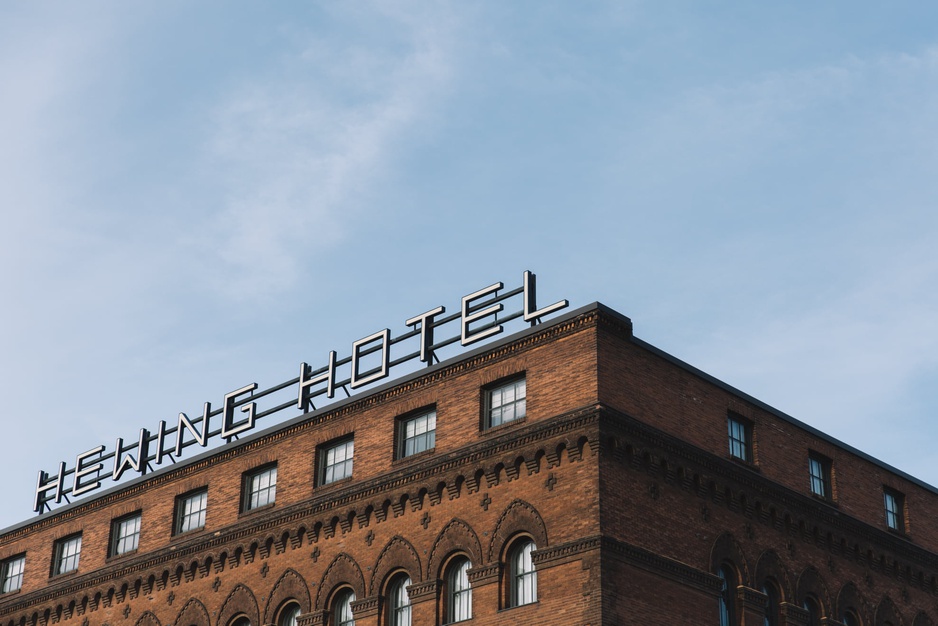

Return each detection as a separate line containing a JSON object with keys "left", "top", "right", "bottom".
{"left": 53, "top": 534, "right": 81, "bottom": 576}
{"left": 110, "top": 513, "right": 142, "bottom": 556}
{"left": 320, "top": 438, "right": 354, "bottom": 485}
{"left": 399, "top": 410, "right": 436, "bottom": 459}
{"left": 175, "top": 489, "right": 208, "bottom": 535}
{"left": 244, "top": 464, "right": 277, "bottom": 511}
{"left": 884, "top": 488, "right": 905, "bottom": 531}
{"left": 0, "top": 555, "right": 25, "bottom": 593}
{"left": 727, "top": 414, "right": 752, "bottom": 462}
{"left": 808, "top": 453, "right": 832, "bottom": 500}
{"left": 485, "top": 377, "right": 526, "bottom": 428}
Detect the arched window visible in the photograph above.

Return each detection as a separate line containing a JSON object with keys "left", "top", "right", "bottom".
{"left": 718, "top": 565, "right": 736, "bottom": 626}
{"left": 508, "top": 539, "right": 537, "bottom": 607}
{"left": 230, "top": 617, "right": 251, "bottom": 626}
{"left": 842, "top": 611, "right": 860, "bottom": 626}
{"left": 762, "top": 580, "right": 780, "bottom": 626}
{"left": 333, "top": 589, "right": 356, "bottom": 626}
{"left": 802, "top": 596, "right": 821, "bottom": 626}
{"left": 277, "top": 601, "right": 301, "bottom": 626}
{"left": 388, "top": 575, "right": 412, "bottom": 626}
{"left": 445, "top": 557, "right": 472, "bottom": 623}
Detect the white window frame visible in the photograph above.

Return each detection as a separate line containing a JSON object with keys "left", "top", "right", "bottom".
{"left": 445, "top": 557, "right": 472, "bottom": 623}
{"left": 808, "top": 454, "right": 831, "bottom": 499}
{"left": 54, "top": 534, "right": 82, "bottom": 576}
{"left": 508, "top": 539, "right": 537, "bottom": 607}
{"left": 727, "top": 415, "right": 751, "bottom": 462}
{"left": 0, "top": 555, "right": 25, "bottom": 593}
{"left": 399, "top": 410, "right": 436, "bottom": 459}
{"left": 333, "top": 589, "right": 356, "bottom": 626}
{"left": 111, "top": 512, "right": 142, "bottom": 556}
{"left": 884, "top": 488, "right": 904, "bottom": 531}
{"left": 320, "top": 438, "right": 354, "bottom": 486}
{"left": 388, "top": 575, "right": 412, "bottom": 626}
{"left": 277, "top": 601, "right": 301, "bottom": 626}
{"left": 485, "top": 377, "right": 526, "bottom": 429}
{"left": 244, "top": 464, "right": 278, "bottom": 511}
{"left": 176, "top": 488, "right": 208, "bottom": 534}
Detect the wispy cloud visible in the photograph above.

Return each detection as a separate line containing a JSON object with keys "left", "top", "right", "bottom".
{"left": 202, "top": 3, "right": 458, "bottom": 299}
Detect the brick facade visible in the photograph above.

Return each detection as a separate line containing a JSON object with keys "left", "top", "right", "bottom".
{"left": 0, "top": 304, "right": 935, "bottom": 625}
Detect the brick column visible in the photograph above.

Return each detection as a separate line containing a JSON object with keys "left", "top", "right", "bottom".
{"left": 737, "top": 586, "right": 768, "bottom": 626}
{"left": 780, "top": 602, "right": 810, "bottom": 626}
{"left": 407, "top": 579, "right": 440, "bottom": 624}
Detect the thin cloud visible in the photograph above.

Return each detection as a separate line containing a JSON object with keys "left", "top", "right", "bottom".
{"left": 202, "top": 3, "right": 457, "bottom": 299}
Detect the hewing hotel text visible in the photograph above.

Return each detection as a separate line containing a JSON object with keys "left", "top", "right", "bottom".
{"left": 1, "top": 272, "right": 936, "bottom": 625}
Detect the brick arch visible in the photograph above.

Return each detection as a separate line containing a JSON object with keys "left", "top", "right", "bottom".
{"left": 370, "top": 536, "right": 422, "bottom": 595}
{"left": 754, "top": 549, "right": 793, "bottom": 601}
{"left": 875, "top": 596, "right": 905, "bottom": 626}
{"left": 428, "top": 518, "right": 484, "bottom": 578}
{"left": 836, "top": 582, "right": 870, "bottom": 624}
{"left": 487, "top": 499, "right": 549, "bottom": 562}
{"left": 316, "top": 553, "right": 366, "bottom": 610}
{"left": 134, "top": 611, "right": 161, "bottom": 626}
{"left": 795, "top": 566, "right": 832, "bottom": 618}
{"left": 217, "top": 584, "right": 260, "bottom": 626}
{"left": 913, "top": 611, "right": 934, "bottom": 626}
{"left": 172, "top": 598, "right": 210, "bottom": 626}
{"left": 709, "top": 532, "right": 751, "bottom": 586}
{"left": 264, "top": 568, "right": 312, "bottom": 624}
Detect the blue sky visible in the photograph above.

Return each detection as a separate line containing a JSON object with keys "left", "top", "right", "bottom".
{"left": 3, "top": 1, "right": 938, "bottom": 530}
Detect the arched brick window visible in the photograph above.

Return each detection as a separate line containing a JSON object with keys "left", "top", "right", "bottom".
{"left": 718, "top": 565, "right": 737, "bottom": 626}
{"left": 332, "top": 589, "right": 355, "bottom": 626}
{"left": 276, "top": 601, "right": 301, "bottom": 626}
{"left": 387, "top": 574, "right": 412, "bottom": 626}
{"left": 507, "top": 538, "right": 537, "bottom": 607}
{"left": 444, "top": 556, "right": 472, "bottom": 623}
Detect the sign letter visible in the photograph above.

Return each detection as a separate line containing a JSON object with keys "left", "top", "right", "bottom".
{"left": 523, "top": 270, "right": 568, "bottom": 323}
{"left": 73, "top": 446, "right": 105, "bottom": 497}
{"left": 406, "top": 306, "right": 445, "bottom": 365}
{"left": 461, "top": 282, "right": 504, "bottom": 346}
{"left": 350, "top": 329, "right": 390, "bottom": 389}
{"left": 222, "top": 384, "right": 258, "bottom": 438}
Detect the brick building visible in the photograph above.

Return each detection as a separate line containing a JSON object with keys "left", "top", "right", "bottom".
{"left": 2, "top": 301, "right": 937, "bottom": 625}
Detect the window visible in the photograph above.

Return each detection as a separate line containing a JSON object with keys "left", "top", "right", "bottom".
{"left": 229, "top": 617, "right": 251, "bottom": 626}
{"left": 717, "top": 565, "right": 735, "bottom": 626}
{"left": 727, "top": 414, "right": 752, "bottom": 462}
{"left": 1, "top": 555, "right": 25, "bottom": 593}
{"left": 53, "top": 534, "right": 81, "bottom": 576}
{"left": 320, "top": 438, "right": 354, "bottom": 485}
{"left": 842, "top": 610, "right": 860, "bottom": 626}
{"left": 333, "top": 589, "right": 356, "bottom": 626}
{"left": 802, "top": 596, "right": 821, "bottom": 626}
{"left": 445, "top": 557, "right": 472, "bottom": 623}
{"left": 110, "top": 512, "right": 141, "bottom": 556}
{"left": 398, "top": 410, "right": 436, "bottom": 459}
{"left": 244, "top": 464, "right": 277, "bottom": 511}
{"left": 762, "top": 581, "right": 779, "bottom": 626}
{"left": 508, "top": 539, "right": 537, "bottom": 607}
{"left": 388, "top": 575, "right": 412, "bottom": 626}
{"left": 175, "top": 488, "right": 208, "bottom": 534}
{"left": 277, "top": 602, "right": 301, "bottom": 626}
{"left": 884, "top": 487, "right": 905, "bottom": 531}
{"left": 808, "top": 453, "right": 832, "bottom": 500}
{"left": 485, "top": 377, "right": 526, "bottom": 428}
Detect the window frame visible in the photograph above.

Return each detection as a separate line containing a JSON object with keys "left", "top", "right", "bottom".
{"left": 52, "top": 534, "right": 82, "bottom": 577}
{"left": 883, "top": 487, "right": 905, "bottom": 532}
{"left": 332, "top": 587, "right": 356, "bottom": 626}
{"left": 807, "top": 452, "right": 833, "bottom": 501}
{"left": 0, "top": 554, "right": 25, "bottom": 594}
{"left": 276, "top": 601, "right": 301, "bottom": 626}
{"left": 242, "top": 463, "right": 278, "bottom": 513}
{"left": 387, "top": 573, "right": 412, "bottom": 626}
{"left": 483, "top": 375, "right": 527, "bottom": 430}
{"left": 717, "top": 564, "right": 736, "bottom": 626}
{"left": 506, "top": 538, "right": 537, "bottom": 608}
{"left": 444, "top": 556, "right": 472, "bottom": 624}
{"left": 109, "top": 511, "right": 142, "bottom": 557}
{"left": 397, "top": 408, "right": 437, "bottom": 460}
{"left": 174, "top": 487, "right": 209, "bottom": 536}
{"left": 726, "top": 413, "right": 753, "bottom": 463}
{"left": 318, "top": 436, "right": 355, "bottom": 487}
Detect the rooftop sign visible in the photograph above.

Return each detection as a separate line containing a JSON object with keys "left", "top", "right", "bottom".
{"left": 33, "top": 271, "right": 568, "bottom": 515}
